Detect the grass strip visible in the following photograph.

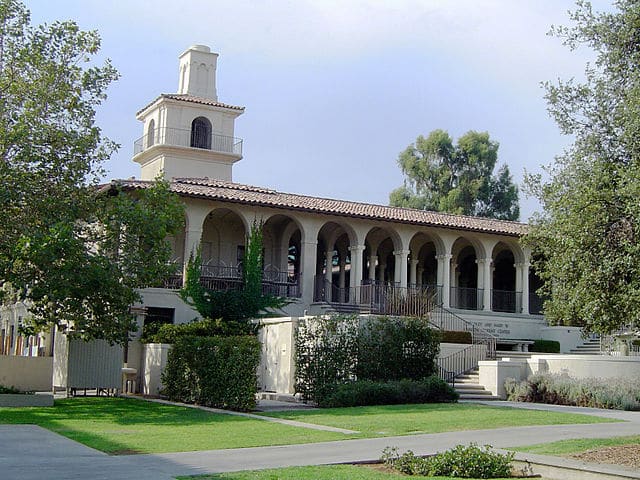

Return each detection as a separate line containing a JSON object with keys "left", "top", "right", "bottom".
{"left": 176, "top": 464, "right": 513, "bottom": 479}
{"left": 513, "top": 435, "right": 640, "bottom": 455}
{"left": 258, "top": 402, "right": 616, "bottom": 437}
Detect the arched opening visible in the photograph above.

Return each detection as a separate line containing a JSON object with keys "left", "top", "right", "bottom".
{"left": 147, "top": 119, "right": 155, "bottom": 148}
{"left": 190, "top": 116, "right": 212, "bottom": 149}
{"left": 199, "top": 208, "right": 246, "bottom": 290}
{"left": 492, "top": 245, "right": 517, "bottom": 312}
{"left": 262, "top": 215, "right": 302, "bottom": 298}
{"left": 451, "top": 240, "right": 480, "bottom": 310}
{"left": 409, "top": 231, "right": 442, "bottom": 302}
{"left": 316, "top": 222, "right": 354, "bottom": 303}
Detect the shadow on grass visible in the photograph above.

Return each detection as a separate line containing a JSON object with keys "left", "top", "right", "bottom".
{"left": 0, "top": 397, "right": 261, "bottom": 454}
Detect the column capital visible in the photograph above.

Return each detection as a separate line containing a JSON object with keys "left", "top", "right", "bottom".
{"left": 348, "top": 244, "right": 366, "bottom": 253}
{"left": 514, "top": 262, "right": 531, "bottom": 269}
{"left": 410, "top": 259, "right": 419, "bottom": 266}
{"left": 393, "top": 249, "right": 410, "bottom": 256}
{"left": 436, "top": 253, "right": 453, "bottom": 261}
{"left": 476, "top": 257, "right": 493, "bottom": 265}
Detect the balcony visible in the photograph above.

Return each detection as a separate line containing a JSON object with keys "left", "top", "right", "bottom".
{"left": 133, "top": 127, "right": 243, "bottom": 156}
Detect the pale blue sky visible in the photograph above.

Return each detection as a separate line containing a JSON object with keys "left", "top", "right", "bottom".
{"left": 28, "top": 0, "right": 613, "bottom": 221}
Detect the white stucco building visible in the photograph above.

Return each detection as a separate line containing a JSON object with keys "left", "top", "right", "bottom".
{"left": 112, "top": 45, "right": 563, "bottom": 345}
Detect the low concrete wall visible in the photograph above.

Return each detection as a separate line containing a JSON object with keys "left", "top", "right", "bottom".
{"left": 0, "top": 393, "right": 53, "bottom": 407}
{"left": 0, "top": 355, "right": 53, "bottom": 391}
{"left": 529, "top": 354, "right": 640, "bottom": 379}
{"left": 141, "top": 343, "right": 171, "bottom": 396}
{"left": 479, "top": 354, "right": 640, "bottom": 399}
{"left": 478, "top": 360, "right": 525, "bottom": 398}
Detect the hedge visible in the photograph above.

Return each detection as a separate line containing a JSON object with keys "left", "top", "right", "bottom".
{"left": 145, "top": 317, "right": 257, "bottom": 343}
{"left": 530, "top": 339, "right": 560, "bottom": 353}
{"left": 161, "top": 335, "right": 260, "bottom": 411}
{"left": 441, "top": 330, "right": 473, "bottom": 344}
{"left": 319, "top": 378, "right": 458, "bottom": 408}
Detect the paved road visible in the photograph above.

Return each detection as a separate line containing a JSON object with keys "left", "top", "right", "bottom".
{"left": 1, "top": 401, "right": 639, "bottom": 480}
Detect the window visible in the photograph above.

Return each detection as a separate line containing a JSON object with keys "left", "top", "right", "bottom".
{"left": 147, "top": 119, "right": 155, "bottom": 147}
{"left": 190, "top": 116, "right": 212, "bottom": 149}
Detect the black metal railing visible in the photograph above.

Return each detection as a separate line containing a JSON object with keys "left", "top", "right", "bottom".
{"left": 429, "top": 304, "right": 497, "bottom": 360}
{"left": 313, "top": 277, "right": 437, "bottom": 317}
{"left": 450, "top": 287, "right": 484, "bottom": 310}
{"left": 133, "top": 127, "right": 243, "bottom": 156}
{"left": 491, "top": 289, "right": 522, "bottom": 313}
{"left": 162, "top": 263, "right": 300, "bottom": 298}
{"left": 438, "top": 344, "right": 488, "bottom": 381}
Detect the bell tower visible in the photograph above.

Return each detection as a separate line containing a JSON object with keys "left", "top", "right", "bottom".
{"left": 132, "top": 45, "right": 245, "bottom": 182}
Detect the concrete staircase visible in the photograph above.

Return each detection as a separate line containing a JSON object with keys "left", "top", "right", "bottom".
{"left": 569, "top": 336, "right": 601, "bottom": 355}
{"left": 450, "top": 369, "right": 500, "bottom": 401}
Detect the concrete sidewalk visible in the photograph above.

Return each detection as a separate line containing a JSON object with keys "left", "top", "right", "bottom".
{"left": 1, "top": 402, "right": 638, "bottom": 479}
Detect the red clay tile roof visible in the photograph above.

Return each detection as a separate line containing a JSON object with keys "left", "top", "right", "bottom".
{"left": 136, "top": 94, "right": 245, "bottom": 116}
{"left": 111, "top": 178, "right": 528, "bottom": 237}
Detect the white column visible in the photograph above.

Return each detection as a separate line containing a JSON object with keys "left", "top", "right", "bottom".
{"left": 416, "top": 266, "right": 424, "bottom": 287}
{"left": 379, "top": 262, "right": 387, "bottom": 283}
{"left": 394, "top": 250, "right": 409, "bottom": 289}
{"left": 368, "top": 254, "right": 377, "bottom": 281}
{"left": 519, "top": 262, "right": 530, "bottom": 314}
{"left": 480, "top": 258, "right": 492, "bottom": 312}
{"left": 436, "top": 254, "right": 452, "bottom": 308}
{"left": 349, "top": 245, "right": 365, "bottom": 290}
{"left": 324, "top": 250, "right": 333, "bottom": 285}
{"left": 409, "top": 259, "right": 419, "bottom": 286}
{"left": 300, "top": 240, "right": 318, "bottom": 306}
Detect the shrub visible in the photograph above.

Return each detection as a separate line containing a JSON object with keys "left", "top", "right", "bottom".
{"left": 294, "top": 314, "right": 359, "bottom": 403}
{"left": 530, "top": 339, "right": 560, "bottom": 353}
{"left": 294, "top": 314, "right": 441, "bottom": 403}
{"left": 161, "top": 335, "right": 260, "bottom": 411}
{"left": 441, "top": 330, "right": 473, "bottom": 344}
{"left": 505, "top": 373, "right": 640, "bottom": 411}
{"left": 145, "top": 317, "right": 256, "bottom": 343}
{"left": 356, "top": 316, "right": 441, "bottom": 382}
{"left": 319, "top": 377, "right": 458, "bottom": 408}
{"left": 382, "top": 444, "right": 514, "bottom": 479}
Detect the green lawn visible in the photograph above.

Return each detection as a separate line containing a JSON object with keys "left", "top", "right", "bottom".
{"left": 177, "top": 465, "right": 513, "bottom": 480}
{"left": 257, "top": 403, "right": 616, "bottom": 437}
{"left": 514, "top": 435, "right": 640, "bottom": 455}
{"left": 0, "top": 397, "right": 616, "bottom": 455}
{"left": 0, "top": 397, "right": 342, "bottom": 454}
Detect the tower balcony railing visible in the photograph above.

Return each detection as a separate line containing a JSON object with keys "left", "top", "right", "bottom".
{"left": 133, "top": 127, "right": 243, "bottom": 156}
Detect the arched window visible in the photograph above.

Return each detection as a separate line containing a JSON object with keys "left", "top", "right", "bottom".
{"left": 147, "top": 119, "right": 155, "bottom": 148}
{"left": 190, "top": 117, "right": 212, "bottom": 149}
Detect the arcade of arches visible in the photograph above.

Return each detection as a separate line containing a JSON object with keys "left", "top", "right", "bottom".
{"left": 167, "top": 203, "right": 542, "bottom": 316}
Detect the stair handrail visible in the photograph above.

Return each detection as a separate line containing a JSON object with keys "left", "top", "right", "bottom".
{"left": 437, "top": 343, "right": 487, "bottom": 381}
{"left": 429, "top": 303, "right": 497, "bottom": 360}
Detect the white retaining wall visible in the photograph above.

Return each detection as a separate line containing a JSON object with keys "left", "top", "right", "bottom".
{"left": 479, "top": 354, "right": 640, "bottom": 398}
{"left": 0, "top": 356, "right": 53, "bottom": 391}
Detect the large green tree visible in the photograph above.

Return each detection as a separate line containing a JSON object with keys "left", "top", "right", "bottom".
{"left": 525, "top": 0, "right": 640, "bottom": 334}
{"left": 0, "top": 1, "right": 184, "bottom": 344}
{"left": 389, "top": 130, "right": 520, "bottom": 220}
